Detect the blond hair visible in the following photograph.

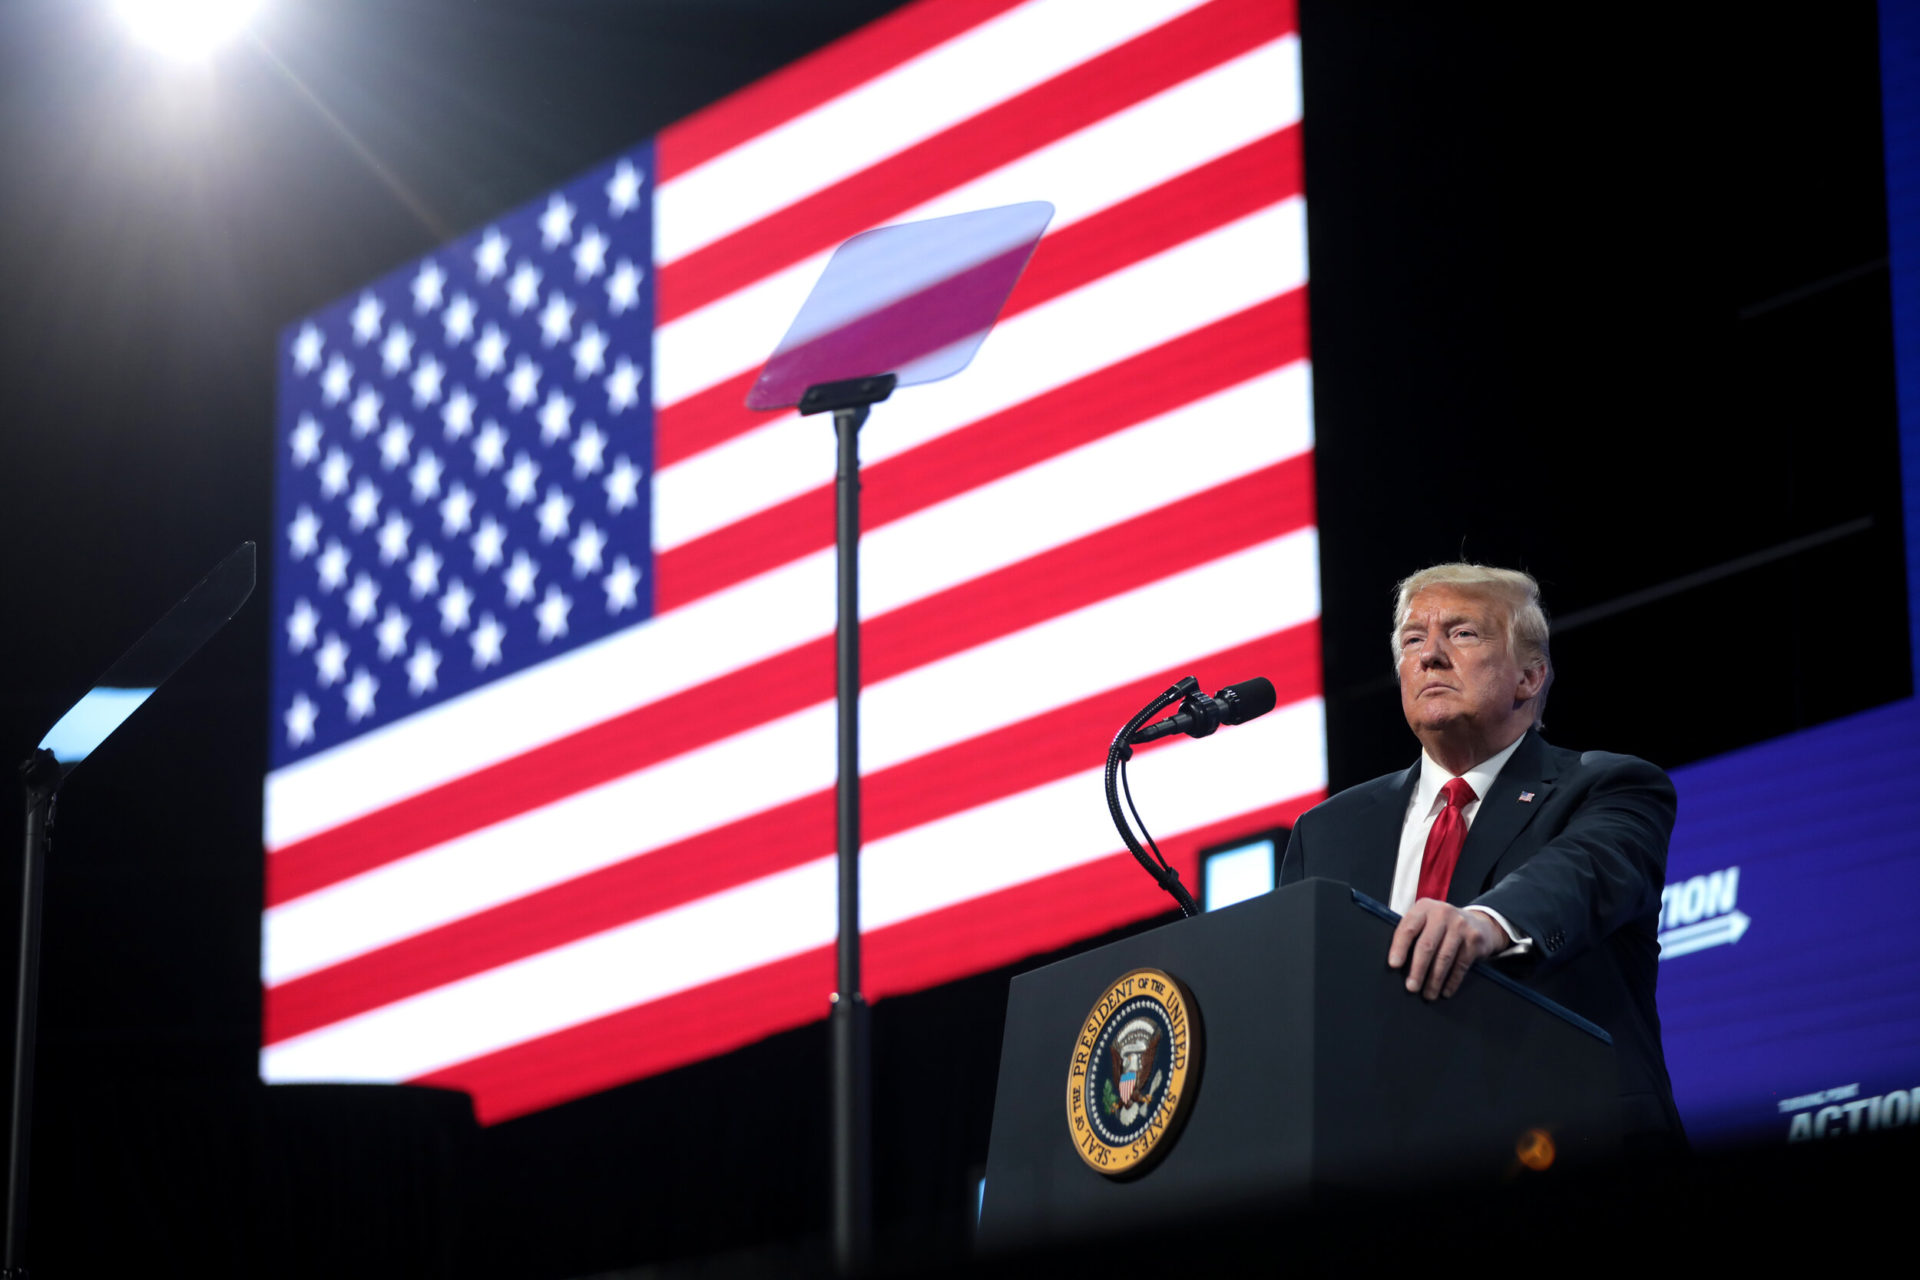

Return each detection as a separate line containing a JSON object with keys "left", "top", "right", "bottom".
{"left": 1390, "top": 563, "right": 1552, "bottom": 727}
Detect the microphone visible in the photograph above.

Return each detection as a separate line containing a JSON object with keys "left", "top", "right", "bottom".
{"left": 1127, "top": 677, "right": 1276, "bottom": 745}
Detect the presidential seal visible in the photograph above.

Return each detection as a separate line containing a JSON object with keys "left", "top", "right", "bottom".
{"left": 1064, "top": 967, "right": 1201, "bottom": 1177}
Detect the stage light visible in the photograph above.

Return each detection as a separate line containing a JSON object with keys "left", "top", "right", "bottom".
{"left": 114, "top": 0, "right": 262, "bottom": 60}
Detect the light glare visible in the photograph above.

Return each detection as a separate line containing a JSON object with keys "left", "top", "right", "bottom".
{"left": 115, "top": 0, "right": 262, "bottom": 60}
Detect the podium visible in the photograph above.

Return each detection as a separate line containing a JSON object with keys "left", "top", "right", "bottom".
{"left": 978, "top": 878, "right": 1620, "bottom": 1248}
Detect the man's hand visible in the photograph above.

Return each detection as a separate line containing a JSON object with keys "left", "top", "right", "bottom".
{"left": 1388, "top": 901, "right": 1510, "bottom": 1000}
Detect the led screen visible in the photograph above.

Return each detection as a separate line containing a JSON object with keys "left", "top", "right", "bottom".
{"left": 264, "top": 0, "right": 1320, "bottom": 1123}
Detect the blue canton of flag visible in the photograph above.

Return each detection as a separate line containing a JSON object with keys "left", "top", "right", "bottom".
{"left": 270, "top": 147, "right": 657, "bottom": 767}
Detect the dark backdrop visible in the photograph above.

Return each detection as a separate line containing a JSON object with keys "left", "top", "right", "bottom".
{"left": 0, "top": 2, "right": 1904, "bottom": 1276}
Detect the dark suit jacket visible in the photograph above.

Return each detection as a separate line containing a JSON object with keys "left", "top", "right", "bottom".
{"left": 1278, "top": 729, "right": 1685, "bottom": 1143}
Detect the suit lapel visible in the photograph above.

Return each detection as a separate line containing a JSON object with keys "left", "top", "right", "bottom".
{"left": 1448, "top": 730, "right": 1559, "bottom": 906}
{"left": 1341, "top": 763, "right": 1418, "bottom": 903}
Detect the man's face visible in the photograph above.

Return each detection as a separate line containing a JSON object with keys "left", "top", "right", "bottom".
{"left": 1396, "top": 586, "right": 1539, "bottom": 751}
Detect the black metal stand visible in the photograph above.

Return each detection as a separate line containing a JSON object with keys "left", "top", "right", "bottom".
{"left": 6, "top": 750, "right": 59, "bottom": 1280}
{"left": 801, "top": 373, "right": 894, "bottom": 1276}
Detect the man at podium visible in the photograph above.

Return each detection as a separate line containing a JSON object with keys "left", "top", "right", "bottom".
{"left": 1279, "top": 563, "right": 1686, "bottom": 1150}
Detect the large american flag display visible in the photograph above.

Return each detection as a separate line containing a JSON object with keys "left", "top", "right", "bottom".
{"left": 264, "top": 0, "right": 1322, "bottom": 1124}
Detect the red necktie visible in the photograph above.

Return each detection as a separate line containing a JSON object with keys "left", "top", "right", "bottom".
{"left": 1416, "top": 777, "right": 1477, "bottom": 902}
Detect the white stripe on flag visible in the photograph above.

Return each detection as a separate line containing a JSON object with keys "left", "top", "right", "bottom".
{"left": 262, "top": 698, "right": 1325, "bottom": 1083}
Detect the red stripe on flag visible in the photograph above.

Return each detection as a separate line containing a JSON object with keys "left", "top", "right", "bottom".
{"left": 412, "top": 793, "right": 1323, "bottom": 1126}
{"left": 265, "top": 624, "right": 1319, "bottom": 1044}
{"left": 655, "top": 288, "right": 1308, "bottom": 611}
{"left": 654, "top": 124, "right": 1304, "bottom": 469}
{"left": 266, "top": 452, "right": 1313, "bottom": 907}
{"left": 655, "top": 0, "right": 1031, "bottom": 182}
{"left": 655, "top": 0, "right": 1290, "bottom": 324}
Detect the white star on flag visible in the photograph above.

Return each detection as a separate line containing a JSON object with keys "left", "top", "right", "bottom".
{"left": 318, "top": 450, "right": 351, "bottom": 498}
{"left": 569, "top": 522, "right": 606, "bottom": 576}
{"left": 349, "top": 388, "right": 383, "bottom": 437}
{"left": 442, "top": 390, "right": 476, "bottom": 438}
{"left": 286, "top": 599, "right": 319, "bottom": 652}
{"left": 470, "top": 518, "right": 507, "bottom": 571}
{"left": 606, "top": 260, "right": 642, "bottom": 314}
{"left": 343, "top": 668, "right": 377, "bottom": 722}
{"left": 537, "top": 392, "right": 573, "bottom": 443}
{"left": 288, "top": 506, "right": 321, "bottom": 559}
{"left": 474, "top": 228, "right": 509, "bottom": 282}
{"left": 407, "top": 545, "right": 443, "bottom": 598}
{"left": 349, "top": 293, "right": 383, "bottom": 344}
{"left": 605, "top": 159, "right": 642, "bottom": 216}
{"left": 539, "top": 194, "right": 576, "bottom": 248}
{"left": 290, "top": 416, "right": 322, "bottom": 465}
{"left": 284, "top": 693, "right": 318, "bottom": 747}
{"left": 570, "top": 425, "right": 606, "bottom": 478}
{"left": 346, "top": 479, "right": 381, "bottom": 531}
{"left": 503, "top": 552, "right": 538, "bottom": 606}
{"left": 314, "top": 634, "right": 347, "bottom": 686}
{"left": 292, "top": 324, "right": 324, "bottom": 374}
{"left": 469, "top": 613, "right": 505, "bottom": 669}
{"left": 320, "top": 356, "right": 352, "bottom": 405}
{"left": 538, "top": 292, "right": 575, "bottom": 346}
{"left": 410, "top": 356, "right": 445, "bottom": 407}
{"left": 443, "top": 294, "right": 478, "bottom": 345}
{"left": 439, "top": 482, "right": 475, "bottom": 535}
{"left": 406, "top": 641, "right": 442, "bottom": 695}
{"left": 376, "top": 513, "right": 411, "bottom": 564}
{"left": 411, "top": 261, "right": 447, "bottom": 313}
{"left": 473, "top": 423, "right": 507, "bottom": 473}
{"left": 571, "top": 325, "right": 608, "bottom": 379}
{"left": 380, "top": 325, "right": 414, "bottom": 375}
{"left": 506, "top": 357, "right": 541, "bottom": 409}
{"left": 314, "top": 541, "right": 348, "bottom": 592}
{"left": 409, "top": 451, "right": 444, "bottom": 502}
{"left": 536, "top": 486, "right": 573, "bottom": 542}
{"left": 439, "top": 579, "right": 474, "bottom": 632}
{"left": 602, "top": 556, "right": 639, "bottom": 614}
{"left": 504, "top": 454, "right": 539, "bottom": 507}
{"left": 605, "top": 359, "right": 641, "bottom": 412}
{"left": 345, "top": 573, "right": 379, "bottom": 626}
{"left": 375, "top": 606, "right": 411, "bottom": 660}
{"left": 506, "top": 261, "right": 542, "bottom": 314}
{"left": 572, "top": 228, "right": 609, "bottom": 281}
{"left": 534, "top": 586, "right": 572, "bottom": 641}
{"left": 378, "top": 420, "right": 412, "bottom": 470}
{"left": 475, "top": 325, "right": 509, "bottom": 378}
{"left": 604, "top": 457, "right": 640, "bottom": 513}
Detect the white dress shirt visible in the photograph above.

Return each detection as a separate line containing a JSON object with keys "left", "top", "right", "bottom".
{"left": 1389, "top": 734, "right": 1534, "bottom": 952}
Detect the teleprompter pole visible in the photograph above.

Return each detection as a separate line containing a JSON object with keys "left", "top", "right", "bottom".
{"left": 832, "top": 398, "right": 872, "bottom": 1275}
{"left": 6, "top": 750, "right": 59, "bottom": 1280}
{"left": 794, "top": 374, "right": 893, "bottom": 1276}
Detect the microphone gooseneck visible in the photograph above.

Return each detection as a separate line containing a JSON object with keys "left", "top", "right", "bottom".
{"left": 1103, "top": 674, "right": 1276, "bottom": 918}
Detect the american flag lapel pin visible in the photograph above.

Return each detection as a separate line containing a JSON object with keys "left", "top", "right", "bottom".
{"left": 1518, "top": 791, "right": 1535, "bottom": 803}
